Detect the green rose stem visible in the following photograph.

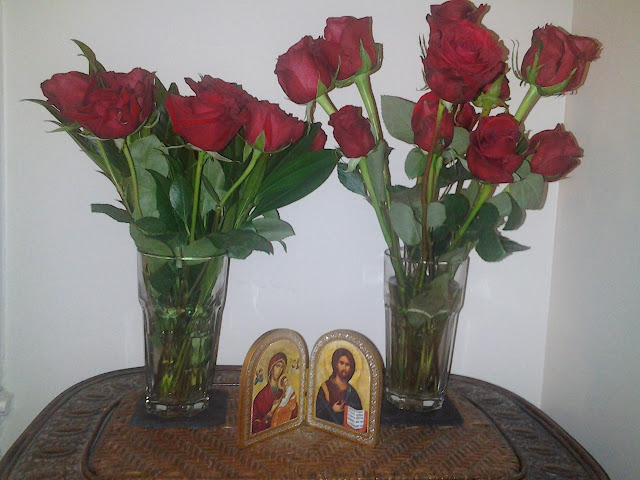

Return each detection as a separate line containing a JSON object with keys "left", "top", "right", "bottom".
{"left": 96, "top": 140, "right": 129, "bottom": 211}
{"left": 188, "top": 150, "right": 208, "bottom": 244}
{"left": 122, "top": 139, "right": 142, "bottom": 216}
{"left": 354, "top": 73, "right": 394, "bottom": 208}
{"left": 449, "top": 182, "right": 495, "bottom": 249}
{"left": 214, "top": 147, "right": 262, "bottom": 231}
{"left": 514, "top": 84, "right": 541, "bottom": 123}
{"left": 354, "top": 74, "right": 382, "bottom": 140}
{"left": 316, "top": 93, "right": 337, "bottom": 116}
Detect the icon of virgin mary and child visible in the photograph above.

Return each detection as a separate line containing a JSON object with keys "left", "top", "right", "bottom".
{"left": 251, "top": 352, "right": 298, "bottom": 433}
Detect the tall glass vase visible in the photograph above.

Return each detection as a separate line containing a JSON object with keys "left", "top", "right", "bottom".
{"left": 384, "top": 249, "right": 469, "bottom": 411}
{"left": 138, "top": 251, "right": 229, "bottom": 417}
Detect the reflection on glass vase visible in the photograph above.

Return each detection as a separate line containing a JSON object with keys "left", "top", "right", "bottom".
{"left": 138, "top": 251, "right": 229, "bottom": 417}
{"left": 384, "top": 249, "right": 469, "bottom": 411}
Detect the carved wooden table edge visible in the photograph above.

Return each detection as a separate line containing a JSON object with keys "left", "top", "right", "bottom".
{"left": 0, "top": 367, "right": 610, "bottom": 480}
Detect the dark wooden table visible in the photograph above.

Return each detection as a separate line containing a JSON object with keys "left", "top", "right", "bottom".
{"left": 0, "top": 367, "right": 609, "bottom": 479}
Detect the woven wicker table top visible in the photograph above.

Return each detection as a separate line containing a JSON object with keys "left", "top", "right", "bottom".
{"left": 0, "top": 367, "right": 609, "bottom": 480}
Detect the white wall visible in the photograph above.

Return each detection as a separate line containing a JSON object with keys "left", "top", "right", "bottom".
{"left": 0, "top": 0, "right": 572, "bottom": 454}
{"left": 542, "top": 1, "right": 640, "bottom": 478}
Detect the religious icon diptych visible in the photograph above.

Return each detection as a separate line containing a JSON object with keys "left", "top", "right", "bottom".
{"left": 306, "top": 330, "right": 383, "bottom": 446}
{"left": 239, "top": 329, "right": 382, "bottom": 447}
{"left": 238, "top": 329, "right": 308, "bottom": 447}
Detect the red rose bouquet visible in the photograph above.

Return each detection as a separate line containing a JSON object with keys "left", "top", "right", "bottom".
{"left": 31, "top": 41, "right": 338, "bottom": 414}
{"left": 276, "top": 0, "right": 600, "bottom": 407}
{"left": 35, "top": 43, "right": 338, "bottom": 259}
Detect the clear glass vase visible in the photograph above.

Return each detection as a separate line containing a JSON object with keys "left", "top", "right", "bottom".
{"left": 384, "top": 249, "right": 469, "bottom": 411}
{"left": 138, "top": 251, "right": 229, "bottom": 417}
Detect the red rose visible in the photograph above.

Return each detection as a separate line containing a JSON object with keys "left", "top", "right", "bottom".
{"left": 527, "top": 124, "right": 583, "bottom": 181}
{"left": 453, "top": 103, "right": 478, "bottom": 131}
{"left": 423, "top": 19, "right": 506, "bottom": 104}
{"left": 165, "top": 77, "right": 250, "bottom": 152}
{"left": 328, "top": 105, "right": 375, "bottom": 158}
{"left": 428, "top": 0, "right": 488, "bottom": 25}
{"left": 275, "top": 36, "right": 334, "bottom": 105}
{"left": 243, "top": 101, "right": 305, "bottom": 152}
{"left": 185, "top": 75, "right": 254, "bottom": 109}
{"left": 411, "top": 92, "right": 454, "bottom": 151}
{"left": 521, "top": 25, "right": 600, "bottom": 94}
{"left": 310, "top": 127, "right": 328, "bottom": 152}
{"left": 41, "top": 71, "right": 92, "bottom": 112}
{"left": 467, "top": 113, "right": 523, "bottom": 183}
{"left": 319, "top": 17, "right": 378, "bottom": 81}
{"left": 41, "top": 68, "right": 155, "bottom": 139}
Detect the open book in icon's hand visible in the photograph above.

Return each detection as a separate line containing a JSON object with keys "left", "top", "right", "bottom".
{"left": 344, "top": 405, "right": 368, "bottom": 432}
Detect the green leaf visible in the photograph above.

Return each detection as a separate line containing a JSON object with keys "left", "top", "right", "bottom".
{"left": 449, "top": 127, "right": 470, "bottom": 156}
{"left": 487, "top": 191, "right": 512, "bottom": 217}
{"left": 469, "top": 203, "right": 501, "bottom": 233}
{"left": 461, "top": 180, "right": 480, "bottom": 205}
{"left": 148, "top": 169, "right": 180, "bottom": 232}
{"left": 442, "top": 194, "right": 470, "bottom": 231}
{"left": 71, "top": 39, "right": 106, "bottom": 74}
{"left": 381, "top": 95, "right": 415, "bottom": 144}
{"left": 252, "top": 149, "right": 339, "bottom": 219}
{"left": 504, "top": 195, "right": 525, "bottom": 231}
{"left": 476, "top": 230, "right": 529, "bottom": 262}
{"left": 91, "top": 203, "right": 133, "bottom": 223}
{"left": 406, "top": 274, "right": 461, "bottom": 327}
{"left": 508, "top": 172, "right": 545, "bottom": 210}
{"left": 236, "top": 153, "right": 268, "bottom": 223}
{"left": 200, "top": 159, "right": 225, "bottom": 215}
{"left": 426, "top": 202, "right": 446, "bottom": 228}
{"left": 253, "top": 217, "right": 295, "bottom": 242}
{"left": 130, "top": 135, "right": 170, "bottom": 218}
{"left": 181, "top": 237, "right": 225, "bottom": 258}
{"left": 129, "top": 224, "right": 173, "bottom": 256}
{"left": 337, "top": 163, "right": 366, "bottom": 196}
{"left": 135, "top": 216, "right": 168, "bottom": 236}
{"left": 404, "top": 147, "right": 427, "bottom": 179}
{"left": 129, "top": 136, "right": 169, "bottom": 176}
{"left": 207, "top": 230, "right": 274, "bottom": 258}
{"left": 364, "top": 140, "right": 390, "bottom": 205}
{"left": 169, "top": 175, "right": 193, "bottom": 229}
{"left": 389, "top": 201, "right": 421, "bottom": 246}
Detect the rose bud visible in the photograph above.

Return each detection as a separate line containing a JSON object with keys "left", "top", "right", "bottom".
{"left": 243, "top": 101, "right": 305, "bottom": 152}
{"left": 423, "top": 20, "right": 507, "bottom": 104}
{"left": 453, "top": 103, "right": 478, "bottom": 131}
{"left": 328, "top": 105, "right": 375, "bottom": 158}
{"left": 428, "top": 0, "right": 488, "bottom": 26}
{"left": 310, "top": 127, "right": 328, "bottom": 152}
{"left": 41, "top": 68, "right": 155, "bottom": 139}
{"left": 275, "top": 36, "right": 334, "bottom": 104}
{"left": 467, "top": 113, "right": 523, "bottom": 183}
{"left": 527, "top": 124, "right": 583, "bottom": 181}
{"left": 319, "top": 16, "right": 379, "bottom": 81}
{"left": 411, "top": 92, "right": 454, "bottom": 151}
{"left": 521, "top": 25, "right": 600, "bottom": 94}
